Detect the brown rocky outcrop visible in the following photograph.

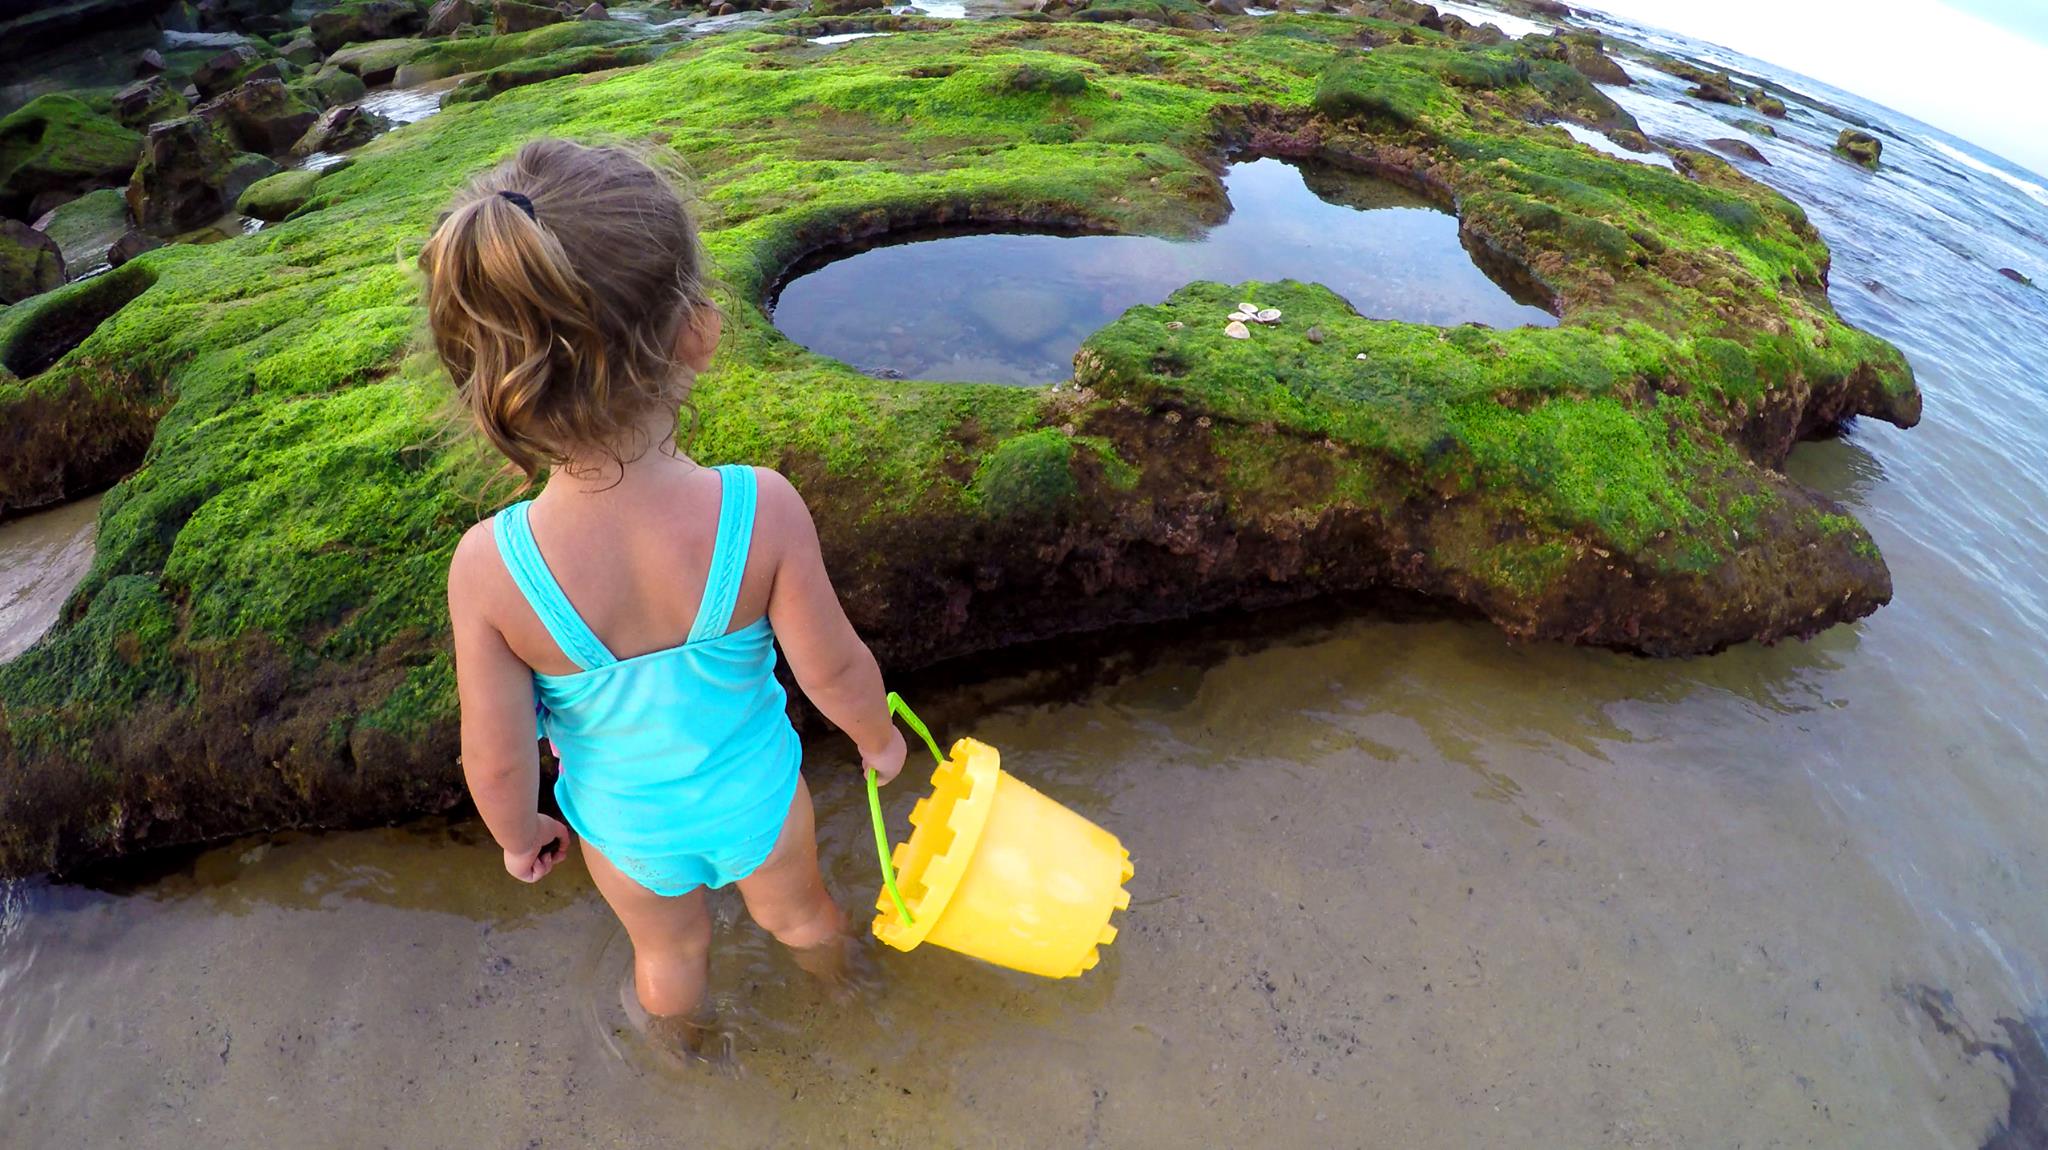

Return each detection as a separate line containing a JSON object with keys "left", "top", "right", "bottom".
{"left": 196, "top": 78, "right": 320, "bottom": 155}
{"left": 0, "top": 220, "right": 65, "bottom": 303}
{"left": 125, "top": 116, "right": 239, "bottom": 234}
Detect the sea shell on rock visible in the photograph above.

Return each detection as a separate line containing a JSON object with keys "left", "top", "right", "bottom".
{"left": 1238, "top": 301, "right": 1259, "bottom": 314}
{"left": 1165, "top": 320, "right": 1184, "bottom": 330}
{"left": 1225, "top": 320, "right": 1251, "bottom": 339}
{"left": 1255, "top": 308, "right": 1282, "bottom": 324}
{"left": 1227, "top": 310, "right": 1253, "bottom": 322}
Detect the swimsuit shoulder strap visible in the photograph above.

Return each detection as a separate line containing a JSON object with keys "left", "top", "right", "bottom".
{"left": 688, "top": 464, "right": 758, "bottom": 644}
{"left": 491, "top": 500, "right": 618, "bottom": 672}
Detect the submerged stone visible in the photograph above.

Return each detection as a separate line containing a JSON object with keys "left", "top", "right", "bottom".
{"left": 1835, "top": 128, "right": 1882, "bottom": 169}
{"left": 1704, "top": 137, "right": 1767, "bottom": 164}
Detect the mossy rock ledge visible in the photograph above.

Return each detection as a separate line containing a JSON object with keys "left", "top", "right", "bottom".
{"left": 0, "top": 16, "right": 1919, "bottom": 875}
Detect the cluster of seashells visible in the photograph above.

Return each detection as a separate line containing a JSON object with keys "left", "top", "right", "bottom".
{"left": 1223, "top": 301, "right": 1282, "bottom": 339}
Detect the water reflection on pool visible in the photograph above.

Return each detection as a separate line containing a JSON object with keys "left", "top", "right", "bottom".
{"left": 770, "top": 157, "right": 1557, "bottom": 386}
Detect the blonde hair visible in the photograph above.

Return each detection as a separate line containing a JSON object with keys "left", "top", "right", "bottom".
{"left": 419, "top": 138, "right": 713, "bottom": 486}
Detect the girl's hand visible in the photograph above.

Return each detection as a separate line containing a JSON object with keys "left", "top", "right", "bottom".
{"left": 862, "top": 726, "right": 907, "bottom": 787}
{"left": 504, "top": 814, "right": 573, "bottom": 883}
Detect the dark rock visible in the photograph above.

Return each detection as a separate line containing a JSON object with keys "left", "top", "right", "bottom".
{"left": 311, "top": 0, "right": 427, "bottom": 52}
{"left": 1687, "top": 71, "right": 1743, "bottom": 105}
{"left": 196, "top": 0, "right": 295, "bottom": 34}
{"left": 0, "top": 95, "right": 144, "bottom": 220}
{"left": 1704, "top": 137, "right": 1767, "bottom": 164}
{"left": 291, "top": 104, "right": 383, "bottom": 155}
{"left": 0, "top": 220, "right": 65, "bottom": 304}
{"left": 1998, "top": 267, "right": 2033, "bottom": 286}
{"left": 1207, "top": 0, "right": 1246, "bottom": 14}
{"left": 1835, "top": 128, "right": 1881, "bottom": 169}
{"left": 161, "top": 1, "right": 202, "bottom": 31}
{"left": 494, "top": 0, "right": 566, "bottom": 31}
{"left": 107, "top": 228, "right": 164, "bottom": 266}
{"left": 1005, "top": 63, "right": 1088, "bottom": 95}
{"left": 292, "top": 65, "right": 370, "bottom": 110}
{"left": 280, "top": 37, "right": 322, "bottom": 66}
{"left": 126, "top": 116, "right": 240, "bottom": 234}
{"left": 1735, "top": 119, "right": 1778, "bottom": 138}
{"left": 196, "top": 78, "right": 320, "bottom": 155}
{"left": 1565, "top": 41, "right": 1629, "bottom": 86}
{"left": 582, "top": 2, "right": 609, "bottom": 17}
{"left": 112, "top": 78, "right": 192, "bottom": 130}
{"left": 424, "top": 0, "right": 479, "bottom": 34}
{"left": 1751, "top": 94, "right": 1786, "bottom": 118}
{"left": 136, "top": 48, "right": 167, "bottom": 76}
{"left": 1523, "top": 0, "right": 1569, "bottom": 13}
{"left": 0, "top": 0, "right": 165, "bottom": 56}
{"left": 193, "top": 45, "right": 281, "bottom": 99}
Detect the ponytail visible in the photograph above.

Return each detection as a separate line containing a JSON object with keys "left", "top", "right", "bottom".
{"left": 418, "top": 140, "right": 712, "bottom": 489}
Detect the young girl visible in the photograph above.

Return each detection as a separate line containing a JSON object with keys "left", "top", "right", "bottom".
{"left": 421, "top": 139, "right": 907, "bottom": 1032}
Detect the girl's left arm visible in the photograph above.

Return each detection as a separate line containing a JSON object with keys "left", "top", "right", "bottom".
{"left": 450, "top": 525, "right": 570, "bottom": 883}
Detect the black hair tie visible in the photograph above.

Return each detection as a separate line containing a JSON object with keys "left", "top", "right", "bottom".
{"left": 497, "top": 190, "right": 537, "bottom": 221}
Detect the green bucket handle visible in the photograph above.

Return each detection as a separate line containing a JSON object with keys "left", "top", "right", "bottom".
{"left": 869, "top": 692, "right": 946, "bottom": 927}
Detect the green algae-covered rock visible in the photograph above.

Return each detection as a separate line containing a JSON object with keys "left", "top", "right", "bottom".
{"left": 494, "top": 0, "right": 566, "bottom": 33}
{"left": 293, "top": 64, "right": 371, "bottom": 109}
{"left": 111, "top": 77, "right": 192, "bottom": 130}
{"left": 444, "top": 41, "right": 669, "bottom": 104}
{"left": 311, "top": 0, "right": 427, "bottom": 52}
{"left": 35, "top": 187, "right": 130, "bottom": 271}
{"left": 1836, "top": 128, "right": 1882, "bottom": 169}
{"left": 0, "top": 16, "right": 1920, "bottom": 875}
{"left": 327, "top": 37, "right": 431, "bottom": 85}
{"left": 0, "top": 95, "right": 144, "bottom": 219}
{"left": 393, "top": 21, "right": 644, "bottom": 85}
{"left": 236, "top": 167, "right": 323, "bottom": 219}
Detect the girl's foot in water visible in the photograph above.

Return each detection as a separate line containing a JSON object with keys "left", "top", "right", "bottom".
{"left": 787, "top": 920, "right": 884, "bottom": 1002}
{"left": 619, "top": 975, "right": 738, "bottom": 1074}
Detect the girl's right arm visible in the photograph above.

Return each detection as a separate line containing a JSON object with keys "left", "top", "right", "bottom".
{"left": 760, "top": 470, "right": 906, "bottom": 784}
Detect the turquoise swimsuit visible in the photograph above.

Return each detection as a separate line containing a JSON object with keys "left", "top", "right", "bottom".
{"left": 492, "top": 464, "right": 802, "bottom": 896}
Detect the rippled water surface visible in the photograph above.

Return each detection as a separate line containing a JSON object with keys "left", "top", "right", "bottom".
{"left": 773, "top": 157, "right": 1557, "bottom": 385}
{"left": 0, "top": 497, "right": 99, "bottom": 664}
{"left": 6, "top": 6, "right": 2048, "bottom": 1148}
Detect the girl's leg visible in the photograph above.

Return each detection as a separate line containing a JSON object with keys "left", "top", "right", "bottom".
{"left": 735, "top": 776, "right": 850, "bottom": 979}
{"left": 582, "top": 840, "right": 713, "bottom": 1019}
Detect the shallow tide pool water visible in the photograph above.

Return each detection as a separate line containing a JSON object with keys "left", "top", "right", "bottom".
{"left": 771, "top": 157, "right": 1557, "bottom": 385}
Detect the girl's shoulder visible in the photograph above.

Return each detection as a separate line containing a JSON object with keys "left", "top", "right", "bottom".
{"left": 447, "top": 516, "right": 506, "bottom": 601}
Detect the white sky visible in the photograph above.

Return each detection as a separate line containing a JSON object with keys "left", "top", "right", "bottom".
{"left": 1577, "top": 0, "right": 2048, "bottom": 179}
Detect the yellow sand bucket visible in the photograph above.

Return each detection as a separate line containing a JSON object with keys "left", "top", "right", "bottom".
{"left": 865, "top": 694, "right": 1132, "bottom": 978}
